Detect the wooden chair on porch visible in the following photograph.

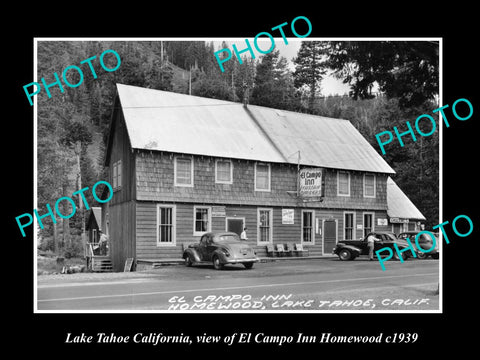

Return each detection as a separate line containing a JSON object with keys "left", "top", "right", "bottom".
{"left": 276, "top": 244, "right": 287, "bottom": 257}
{"left": 294, "top": 243, "right": 309, "bottom": 257}
{"left": 285, "top": 243, "right": 295, "bottom": 256}
{"left": 266, "top": 244, "right": 278, "bottom": 257}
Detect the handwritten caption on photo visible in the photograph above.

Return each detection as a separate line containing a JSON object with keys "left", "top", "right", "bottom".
{"left": 166, "top": 293, "right": 430, "bottom": 310}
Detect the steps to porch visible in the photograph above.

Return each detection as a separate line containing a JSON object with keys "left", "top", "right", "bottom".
{"left": 90, "top": 256, "right": 113, "bottom": 272}
{"left": 86, "top": 243, "right": 113, "bottom": 272}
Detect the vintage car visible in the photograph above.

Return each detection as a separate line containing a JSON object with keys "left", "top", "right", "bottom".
{"left": 398, "top": 231, "right": 440, "bottom": 259}
{"left": 333, "top": 231, "right": 412, "bottom": 261}
{"left": 183, "top": 232, "right": 259, "bottom": 270}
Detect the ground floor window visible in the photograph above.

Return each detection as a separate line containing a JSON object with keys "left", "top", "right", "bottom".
{"left": 363, "top": 212, "right": 374, "bottom": 237}
{"left": 157, "top": 205, "right": 176, "bottom": 246}
{"left": 302, "top": 210, "right": 314, "bottom": 244}
{"left": 257, "top": 208, "right": 272, "bottom": 244}
{"left": 194, "top": 206, "right": 211, "bottom": 236}
{"left": 344, "top": 212, "right": 355, "bottom": 240}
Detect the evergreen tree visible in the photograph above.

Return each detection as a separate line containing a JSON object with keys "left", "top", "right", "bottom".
{"left": 191, "top": 71, "right": 232, "bottom": 101}
{"left": 251, "top": 50, "right": 298, "bottom": 110}
{"left": 325, "top": 41, "right": 439, "bottom": 107}
{"left": 234, "top": 57, "right": 255, "bottom": 104}
{"left": 293, "top": 41, "right": 327, "bottom": 111}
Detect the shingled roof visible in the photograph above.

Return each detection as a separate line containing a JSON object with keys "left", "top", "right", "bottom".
{"left": 113, "top": 83, "right": 395, "bottom": 174}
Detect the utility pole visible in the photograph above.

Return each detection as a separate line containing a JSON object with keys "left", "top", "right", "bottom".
{"left": 189, "top": 65, "right": 192, "bottom": 95}
{"left": 75, "top": 141, "right": 86, "bottom": 257}
{"left": 160, "top": 40, "right": 164, "bottom": 62}
{"left": 286, "top": 150, "right": 301, "bottom": 197}
{"left": 297, "top": 151, "right": 301, "bottom": 197}
{"left": 231, "top": 73, "right": 234, "bottom": 101}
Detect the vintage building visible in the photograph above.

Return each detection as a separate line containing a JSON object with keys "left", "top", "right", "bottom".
{"left": 386, "top": 177, "right": 426, "bottom": 234}
{"left": 100, "top": 83, "right": 424, "bottom": 271}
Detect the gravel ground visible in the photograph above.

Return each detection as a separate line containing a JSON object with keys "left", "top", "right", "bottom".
{"left": 37, "top": 265, "right": 174, "bottom": 283}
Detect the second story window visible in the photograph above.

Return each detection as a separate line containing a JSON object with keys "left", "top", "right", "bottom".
{"left": 364, "top": 174, "right": 376, "bottom": 197}
{"left": 215, "top": 159, "right": 233, "bottom": 184}
{"left": 174, "top": 156, "right": 194, "bottom": 187}
{"left": 337, "top": 171, "right": 350, "bottom": 196}
{"left": 255, "top": 163, "right": 271, "bottom": 192}
{"left": 112, "top": 160, "right": 122, "bottom": 190}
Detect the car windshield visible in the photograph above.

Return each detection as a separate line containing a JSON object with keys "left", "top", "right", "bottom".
{"left": 384, "top": 233, "right": 397, "bottom": 241}
{"left": 214, "top": 234, "right": 240, "bottom": 243}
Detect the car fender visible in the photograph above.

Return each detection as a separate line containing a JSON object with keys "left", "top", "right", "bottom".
{"left": 212, "top": 249, "right": 229, "bottom": 264}
{"left": 337, "top": 244, "right": 361, "bottom": 256}
{"left": 183, "top": 248, "right": 202, "bottom": 263}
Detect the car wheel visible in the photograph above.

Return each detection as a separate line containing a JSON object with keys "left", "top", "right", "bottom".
{"left": 184, "top": 255, "right": 193, "bottom": 267}
{"left": 393, "top": 252, "right": 406, "bottom": 261}
{"left": 243, "top": 262, "right": 254, "bottom": 270}
{"left": 416, "top": 252, "right": 427, "bottom": 259}
{"left": 338, "top": 249, "right": 352, "bottom": 261}
{"left": 213, "top": 255, "right": 224, "bottom": 270}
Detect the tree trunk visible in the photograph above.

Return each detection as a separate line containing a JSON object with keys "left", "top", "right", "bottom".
{"left": 53, "top": 220, "right": 58, "bottom": 254}
{"left": 75, "top": 142, "right": 86, "bottom": 258}
{"left": 309, "top": 81, "right": 316, "bottom": 112}
{"left": 62, "top": 183, "right": 70, "bottom": 248}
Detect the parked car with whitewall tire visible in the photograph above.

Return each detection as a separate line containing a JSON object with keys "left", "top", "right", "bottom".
{"left": 183, "top": 232, "right": 259, "bottom": 270}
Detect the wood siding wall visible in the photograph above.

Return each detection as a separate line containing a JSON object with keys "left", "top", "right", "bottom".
{"left": 135, "top": 151, "right": 388, "bottom": 210}
{"left": 135, "top": 201, "right": 389, "bottom": 259}
{"left": 108, "top": 109, "right": 136, "bottom": 206}
{"left": 109, "top": 201, "right": 136, "bottom": 271}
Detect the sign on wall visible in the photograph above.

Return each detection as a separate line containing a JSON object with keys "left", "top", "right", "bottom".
{"left": 299, "top": 168, "right": 322, "bottom": 197}
{"left": 212, "top": 206, "right": 226, "bottom": 217}
{"left": 377, "top": 218, "right": 388, "bottom": 226}
{"left": 282, "top": 209, "right": 294, "bottom": 224}
{"left": 390, "top": 217, "right": 409, "bottom": 224}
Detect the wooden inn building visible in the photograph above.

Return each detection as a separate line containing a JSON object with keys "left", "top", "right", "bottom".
{"left": 95, "top": 83, "right": 425, "bottom": 271}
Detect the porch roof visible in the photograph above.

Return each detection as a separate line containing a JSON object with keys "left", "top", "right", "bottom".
{"left": 387, "top": 177, "right": 426, "bottom": 220}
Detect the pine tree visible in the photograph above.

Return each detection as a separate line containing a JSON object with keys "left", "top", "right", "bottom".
{"left": 293, "top": 41, "right": 327, "bottom": 111}
{"left": 251, "top": 50, "right": 297, "bottom": 110}
{"left": 234, "top": 57, "right": 255, "bottom": 104}
{"left": 324, "top": 41, "right": 439, "bottom": 107}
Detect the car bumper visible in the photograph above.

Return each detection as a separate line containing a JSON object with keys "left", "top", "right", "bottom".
{"left": 224, "top": 257, "right": 259, "bottom": 264}
{"left": 414, "top": 248, "right": 439, "bottom": 256}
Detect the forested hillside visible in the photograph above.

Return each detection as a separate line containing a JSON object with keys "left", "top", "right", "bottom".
{"left": 35, "top": 40, "right": 439, "bottom": 254}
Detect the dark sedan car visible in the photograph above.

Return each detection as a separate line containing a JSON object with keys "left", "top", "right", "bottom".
{"left": 183, "top": 232, "right": 259, "bottom": 270}
{"left": 398, "top": 231, "right": 439, "bottom": 259}
{"left": 333, "top": 231, "right": 412, "bottom": 261}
